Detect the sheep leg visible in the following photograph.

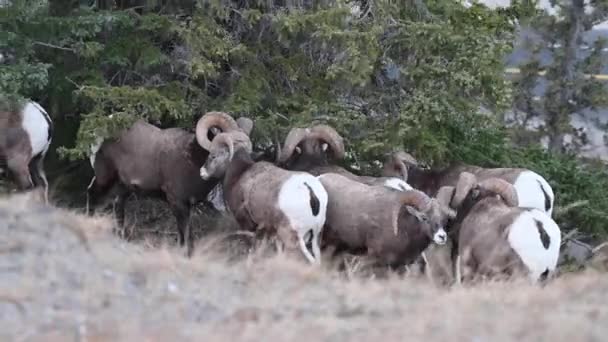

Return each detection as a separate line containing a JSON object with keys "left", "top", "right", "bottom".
{"left": 29, "top": 153, "right": 49, "bottom": 203}
{"left": 276, "top": 225, "right": 312, "bottom": 263}
{"left": 455, "top": 255, "right": 462, "bottom": 286}
{"left": 7, "top": 156, "right": 33, "bottom": 191}
{"left": 311, "top": 229, "right": 321, "bottom": 264}
{"left": 112, "top": 187, "right": 129, "bottom": 238}
{"left": 170, "top": 201, "right": 193, "bottom": 257}
{"left": 459, "top": 247, "right": 476, "bottom": 284}
{"left": 86, "top": 179, "right": 117, "bottom": 216}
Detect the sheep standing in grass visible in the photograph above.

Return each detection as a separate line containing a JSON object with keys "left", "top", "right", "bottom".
{"left": 448, "top": 172, "right": 561, "bottom": 284}
{"left": 199, "top": 131, "right": 328, "bottom": 264}
{"left": 87, "top": 112, "right": 252, "bottom": 257}
{"left": 317, "top": 173, "right": 455, "bottom": 268}
{"left": 0, "top": 100, "right": 53, "bottom": 203}
{"left": 383, "top": 151, "right": 555, "bottom": 217}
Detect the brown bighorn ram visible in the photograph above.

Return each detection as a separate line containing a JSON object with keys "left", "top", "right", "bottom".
{"left": 87, "top": 112, "right": 252, "bottom": 257}
{"left": 0, "top": 100, "right": 53, "bottom": 203}
{"left": 317, "top": 173, "right": 456, "bottom": 268}
{"left": 199, "top": 131, "right": 328, "bottom": 264}
{"left": 278, "top": 125, "right": 412, "bottom": 191}
{"left": 431, "top": 172, "right": 561, "bottom": 284}
{"left": 384, "top": 151, "right": 555, "bottom": 216}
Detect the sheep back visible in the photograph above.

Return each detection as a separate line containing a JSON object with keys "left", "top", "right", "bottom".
{"left": 225, "top": 161, "right": 289, "bottom": 231}
{"left": 318, "top": 173, "right": 402, "bottom": 250}
{"left": 100, "top": 121, "right": 165, "bottom": 189}
{"left": 457, "top": 198, "right": 528, "bottom": 278}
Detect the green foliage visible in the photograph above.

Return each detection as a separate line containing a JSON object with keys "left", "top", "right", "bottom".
{"left": 511, "top": 0, "right": 608, "bottom": 152}
{"left": 3, "top": 0, "right": 608, "bottom": 237}
{"left": 0, "top": 93, "right": 27, "bottom": 112}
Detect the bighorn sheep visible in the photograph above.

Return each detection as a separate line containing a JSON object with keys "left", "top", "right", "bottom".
{"left": 199, "top": 130, "right": 328, "bottom": 264}
{"left": 87, "top": 112, "right": 252, "bottom": 257}
{"left": 317, "top": 173, "right": 455, "bottom": 267}
{"left": 447, "top": 172, "right": 561, "bottom": 283}
{"left": 0, "top": 100, "right": 53, "bottom": 203}
{"left": 384, "top": 151, "right": 555, "bottom": 216}
{"left": 278, "top": 125, "right": 412, "bottom": 191}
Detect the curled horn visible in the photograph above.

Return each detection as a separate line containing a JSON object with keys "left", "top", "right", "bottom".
{"left": 435, "top": 186, "right": 458, "bottom": 219}
{"left": 478, "top": 178, "right": 519, "bottom": 207}
{"left": 278, "top": 127, "right": 310, "bottom": 164}
{"left": 211, "top": 133, "right": 235, "bottom": 160}
{"left": 393, "top": 151, "right": 419, "bottom": 167}
{"left": 195, "top": 112, "right": 239, "bottom": 151}
{"left": 399, "top": 189, "right": 432, "bottom": 213}
{"left": 385, "top": 151, "right": 417, "bottom": 180}
{"left": 451, "top": 172, "right": 477, "bottom": 209}
{"left": 436, "top": 186, "right": 455, "bottom": 208}
{"left": 310, "top": 124, "right": 345, "bottom": 160}
{"left": 236, "top": 117, "right": 254, "bottom": 136}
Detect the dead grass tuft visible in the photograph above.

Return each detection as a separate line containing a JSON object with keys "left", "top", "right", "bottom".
{"left": 2, "top": 194, "right": 608, "bottom": 341}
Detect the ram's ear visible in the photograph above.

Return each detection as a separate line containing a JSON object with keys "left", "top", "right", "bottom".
{"left": 405, "top": 205, "right": 427, "bottom": 222}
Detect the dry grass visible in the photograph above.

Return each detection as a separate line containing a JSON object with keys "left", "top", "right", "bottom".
{"left": 1, "top": 192, "right": 608, "bottom": 342}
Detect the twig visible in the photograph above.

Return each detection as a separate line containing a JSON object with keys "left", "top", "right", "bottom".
{"left": 270, "top": 111, "right": 289, "bottom": 122}
{"left": 0, "top": 294, "right": 26, "bottom": 315}
{"left": 33, "top": 41, "right": 74, "bottom": 52}
{"left": 560, "top": 228, "right": 580, "bottom": 245}
{"left": 554, "top": 200, "right": 589, "bottom": 217}
{"left": 65, "top": 77, "right": 83, "bottom": 91}
{"left": 358, "top": 0, "right": 373, "bottom": 21}
{"left": 228, "top": 231, "right": 256, "bottom": 238}
{"left": 109, "top": 71, "right": 121, "bottom": 86}
{"left": 592, "top": 242, "right": 608, "bottom": 254}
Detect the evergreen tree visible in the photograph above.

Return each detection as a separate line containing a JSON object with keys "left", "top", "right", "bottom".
{"left": 511, "top": 0, "right": 608, "bottom": 154}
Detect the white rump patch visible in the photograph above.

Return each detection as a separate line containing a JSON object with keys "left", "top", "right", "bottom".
{"left": 507, "top": 209, "right": 561, "bottom": 282}
{"left": 513, "top": 171, "right": 554, "bottom": 216}
{"left": 89, "top": 136, "right": 105, "bottom": 168}
{"left": 383, "top": 178, "right": 412, "bottom": 191}
{"left": 22, "top": 102, "right": 51, "bottom": 156}
{"left": 278, "top": 173, "right": 328, "bottom": 263}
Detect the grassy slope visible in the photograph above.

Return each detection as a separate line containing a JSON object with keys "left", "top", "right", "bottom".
{"left": 1, "top": 193, "right": 607, "bottom": 342}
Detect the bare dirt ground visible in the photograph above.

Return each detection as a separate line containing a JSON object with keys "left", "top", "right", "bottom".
{"left": 2, "top": 192, "right": 608, "bottom": 342}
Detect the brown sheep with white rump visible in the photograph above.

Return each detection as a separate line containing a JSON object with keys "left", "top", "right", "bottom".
{"left": 0, "top": 100, "right": 53, "bottom": 203}
{"left": 383, "top": 151, "right": 555, "bottom": 217}
{"left": 199, "top": 131, "right": 328, "bottom": 264}
{"left": 317, "top": 173, "right": 455, "bottom": 267}
{"left": 446, "top": 172, "right": 561, "bottom": 284}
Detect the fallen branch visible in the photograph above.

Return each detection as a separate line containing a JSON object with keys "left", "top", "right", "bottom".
{"left": 553, "top": 200, "right": 589, "bottom": 218}
{"left": 33, "top": 41, "right": 75, "bottom": 52}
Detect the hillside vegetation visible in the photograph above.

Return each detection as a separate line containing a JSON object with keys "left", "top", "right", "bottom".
{"left": 3, "top": 1, "right": 608, "bottom": 238}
